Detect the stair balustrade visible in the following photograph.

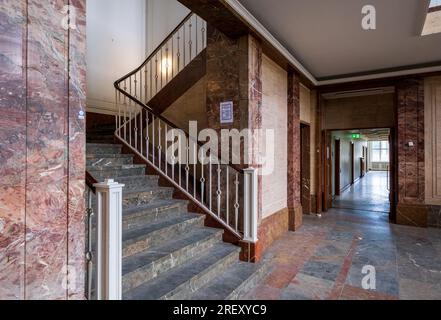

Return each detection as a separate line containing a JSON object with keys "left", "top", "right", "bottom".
{"left": 113, "top": 12, "right": 258, "bottom": 243}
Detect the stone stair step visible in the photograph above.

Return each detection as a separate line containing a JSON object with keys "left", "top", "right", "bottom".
{"left": 115, "top": 175, "right": 160, "bottom": 192}
{"left": 122, "top": 187, "right": 175, "bottom": 208}
{"left": 122, "top": 227, "right": 223, "bottom": 292}
{"left": 188, "top": 261, "right": 270, "bottom": 300}
{"left": 123, "top": 243, "right": 241, "bottom": 300}
{"left": 87, "top": 155, "right": 134, "bottom": 167}
{"left": 123, "top": 199, "right": 187, "bottom": 230}
{"left": 88, "top": 165, "right": 146, "bottom": 179}
{"left": 86, "top": 143, "right": 122, "bottom": 154}
{"left": 122, "top": 213, "right": 205, "bottom": 258}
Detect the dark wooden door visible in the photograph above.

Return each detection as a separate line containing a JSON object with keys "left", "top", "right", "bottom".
{"left": 334, "top": 139, "right": 341, "bottom": 196}
{"left": 300, "top": 124, "right": 311, "bottom": 214}
{"left": 350, "top": 142, "right": 355, "bottom": 185}
{"left": 389, "top": 129, "right": 397, "bottom": 222}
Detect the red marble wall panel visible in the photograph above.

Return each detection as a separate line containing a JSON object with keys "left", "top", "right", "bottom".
{"left": 287, "top": 71, "right": 302, "bottom": 230}
{"left": 0, "top": 0, "right": 27, "bottom": 299}
{"left": 25, "top": 0, "right": 70, "bottom": 299}
{"left": 67, "top": 0, "right": 86, "bottom": 300}
{"left": 396, "top": 79, "right": 425, "bottom": 204}
{"left": 0, "top": 0, "right": 86, "bottom": 299}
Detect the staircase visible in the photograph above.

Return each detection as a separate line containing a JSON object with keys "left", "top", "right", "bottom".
{"left": 86, "top": 139, "right": 267, "bottom": 300}
{"left": 85, "top": 11, "right": 267, "bottom": 300}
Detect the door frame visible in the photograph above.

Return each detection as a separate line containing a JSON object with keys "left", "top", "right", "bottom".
{"left": 334, "top": 139, "right": 341, "bottom": 196}
{"left": 300, "top": 123, "right": 311, "bottom": 214}
{"left": 321, "top": 127, "right": 396, "bottom": 222}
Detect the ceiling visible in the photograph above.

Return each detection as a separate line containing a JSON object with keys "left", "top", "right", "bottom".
{"left": 237, "top": 0, "right": 441, "bottom": 81}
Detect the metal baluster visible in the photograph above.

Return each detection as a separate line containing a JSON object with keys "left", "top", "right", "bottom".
{"left": 185, "top": 143, "right": 190, "bottom": 192}
{"left": 144, "top": 68, "right": 148, "bottom": 104}
{"left": 189, "top": 19, "right": 193, "bottom": 61}
{"left": 155, "top": 57, "right": 158, "bottom": 96}
{"left": 129, "top": 77, "right": 132, "bottom": 147}
{"left": 217, "top": 163, "right": 221, "bottom": 217}
{"left": 193, "top": 144, "right": 197, "bottom": 198}
{"left": 171, "top": 35, "right": 174, "bottom": 79}
{"left": 177, "top": 32, "right": 181, "bottom": 72}
{"left": 195, "top": 15, "right": 198, "bottom": 54}
{"left": 200, "top": 149, "right": 205, "bottom": 204}
{"left": 160, "top": 48, "right": 163, "bottom": 91}
{"left": 234, "top": 173, "right": 239, "bottom": 232}
{"left": 171, "top": 129, "right": 175, "bottom": 182}
{"left": 183, "top": 22, "right": 186, "bottom": 67}
{"left": 226, "top": 166, "right": 229, "bottom": 226}
{"left": 152, "top": 115, "right": 155, "bottom": 165}
{"left": 164, "top": 124, "right": 168, "bottom": 177}
{"left": 178, "top": 134, "right": 182, "bottom": 187}
{"left": 158, "top": 122, "right": 162, "bottom": 171}
{"left": 140, "top": 108, "right": 143, "bottom": 155}
{"left": 201, "top": 21, "right": 205, "bottom": 50}
{"left": 150, "top": 60, "right": 153, "bottom": 100}
{"left": 146, "top": 111, "right": 149, "bottom": 160}
{"left": 209, "top": 155, "right": 212, "bottom": 211}
{"left": 165, "top": 46, "right": 169, "bottom": 84}
{"left": 123, "top": 80, "right": 127, "bottom": 142}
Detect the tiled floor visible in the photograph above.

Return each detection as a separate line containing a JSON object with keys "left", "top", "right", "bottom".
{"left": 333, "top": 171, "right": 390, "bottom": 213}
{"left": 242, "top": 209, "right": 441, "bottom": 300}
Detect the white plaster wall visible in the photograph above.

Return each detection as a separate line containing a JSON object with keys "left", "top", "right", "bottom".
{"left": 146, "top": 0, "right": 190, "bottom": 55}
{"left": 261, "top": 55, "right": 288, "bottom": 219}
{"left": 86, "top": 0, "right": 189, "bottom": 114}
{"left": 86, "top": 0, "right": 147, "bottom": 114}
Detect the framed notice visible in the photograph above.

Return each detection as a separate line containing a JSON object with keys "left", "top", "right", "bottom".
{"left": 220, "top": 101, "right": 234, "bottom": 124}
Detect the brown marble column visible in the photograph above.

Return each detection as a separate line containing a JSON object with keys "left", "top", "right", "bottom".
{"left": 396, "top": 78, "right": 427, "bottom": 227}
{"left": 287, "top": 71, "right": 302, "bottom": 231}
{"left": 205, "top": 26, "right": 263, "bottom": 261}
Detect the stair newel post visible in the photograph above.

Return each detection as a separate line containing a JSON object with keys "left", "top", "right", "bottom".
{"left": 243, "top": 168, "right": 258, "bottom": 243}
{"left": 94, "top": 179, "right": 125, "bottom": 300}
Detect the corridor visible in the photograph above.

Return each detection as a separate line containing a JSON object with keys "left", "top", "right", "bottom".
{"left": 333, "top": 171, "right": 390, "bottom": 213}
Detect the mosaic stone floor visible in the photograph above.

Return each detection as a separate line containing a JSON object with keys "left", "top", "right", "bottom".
{"left": 242, "top": 208, "right": 441, "bottom": 300}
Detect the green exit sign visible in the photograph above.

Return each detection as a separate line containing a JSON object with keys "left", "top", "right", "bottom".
{"left": 352, "top": 134, "right": 361, "bottom": 139}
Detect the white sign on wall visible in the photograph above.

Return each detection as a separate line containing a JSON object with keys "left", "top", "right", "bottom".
{"left": 220, "top": 101, "right": 234, "bottom": 124}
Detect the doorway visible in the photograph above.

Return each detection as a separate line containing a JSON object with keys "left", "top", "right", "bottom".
{"left": 301, "top": 123, "right": 311, "bottom": 214}
{"left": 324, "top": 129, "right": 394, "bottom": 218}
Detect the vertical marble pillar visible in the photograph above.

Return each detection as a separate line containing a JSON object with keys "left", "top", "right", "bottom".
{"left": 67, "top": 0, "right": 86, "bottom": 300}
{"left": 206, "top": 26, "right": 263, "bottom": 260}
{"left": 0, "top": 0, "right": 86, "bottom": 299}
{"left": 396, "top": 78, "right": 427, "bottom": 227}
{"left": 0, "top": 0, "right": 27, "bottom": 300}
{"left": 287, "top": 71, "right": 302, "bottom": 230}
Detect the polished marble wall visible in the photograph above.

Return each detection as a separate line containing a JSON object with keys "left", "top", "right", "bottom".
{"left": 0, "top": 0, "right": 86, "bottom": 299}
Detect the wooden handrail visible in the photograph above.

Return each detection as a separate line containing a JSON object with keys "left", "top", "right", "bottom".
{"left": 86, "top": 171, "right": 98, "bottom": 194}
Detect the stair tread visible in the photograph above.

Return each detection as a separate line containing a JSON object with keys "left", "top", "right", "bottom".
{"left": 86, "top": 143, "right": 120, "bottom": 147}
{"left": 123, "top": 199, "right": 186, "bottom": 217}
{"left": 188, "top": 261, "right": 266, "bottom": 300}
{"left": 86, "top": 153, "right": 133, "bottom": 159}
{"left": 123, "top": 213, "right": 202, "bottom": 244}
{"left": 123, "top": 186, "right": 174, "bottom": 197}
{"left": 122, "top": 227, "right": 222, "bottom": 275}
{"left": 87, "top": 164, "right": 146, "bottom": 171}
{"left": 123, "top": 243, "right": 240, "bottom": 300}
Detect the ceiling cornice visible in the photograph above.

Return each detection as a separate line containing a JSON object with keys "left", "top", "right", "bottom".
{"left": 223, "top": 0, "right": 441, "bottom": 87}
